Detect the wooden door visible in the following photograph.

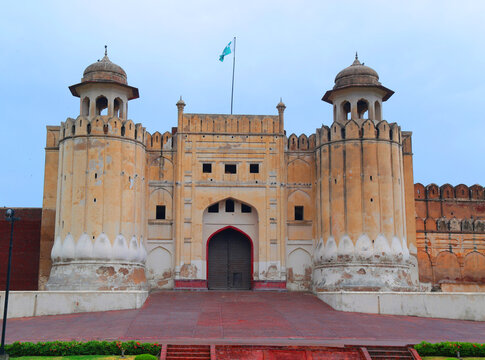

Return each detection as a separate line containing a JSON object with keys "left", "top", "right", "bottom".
{"left": 208, "top": 228, "right": 251, "bottom": 290}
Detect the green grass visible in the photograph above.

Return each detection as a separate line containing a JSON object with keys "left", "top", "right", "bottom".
{"left": 422, "top": 357, "right": 485, "bottom": 359}
{"left": 14, "top": 356, "right": 137, "bottom": 360}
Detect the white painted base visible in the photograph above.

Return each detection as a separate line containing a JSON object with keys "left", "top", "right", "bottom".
{"left": 318, "top": 291, "right": 485, "bottom": 321}
{"left": 46, "top": 263, "right": 147, "bottom": 290}
{"left": 0, "top": 291, "right": 148, "bottom": 319}
{"left": 313, "top": 262, "right": 415, "bottom": 291}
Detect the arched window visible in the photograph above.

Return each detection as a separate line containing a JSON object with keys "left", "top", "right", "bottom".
{"left": 82, "top": 97, "right": 90, "bottom": 116}
{"left": 114, "top": 97, "right": 124, "bottom": 118}
{"left": 341, "top": 101, "right": 351, "bottom": 121}
{"left": 95, "top": 96, "right": 108, "bottom": 116}
{"left": 357, "top": 99, "right": 369, "bottom": 119}
{"left": 374, "top": 101, "right": 382, "bottom": 121}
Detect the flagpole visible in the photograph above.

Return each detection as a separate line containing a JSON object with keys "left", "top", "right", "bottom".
{"left": 230, "top": 36, "right": 236, "bottom": 114}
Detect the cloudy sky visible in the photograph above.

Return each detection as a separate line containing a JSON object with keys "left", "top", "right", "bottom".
{"left": 1, "top": 1, "right": 484, "bottom": 207}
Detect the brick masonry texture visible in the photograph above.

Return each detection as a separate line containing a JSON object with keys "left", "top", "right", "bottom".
{"left": 0, "top": 208, "right": 41, "bottom": 290}
{"left": 415, "top": 183, "right": 485, "bottom": 289}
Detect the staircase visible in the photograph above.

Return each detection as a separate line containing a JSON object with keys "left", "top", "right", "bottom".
{"left": 165, "top": 344, "right": 211, "bottom": 360}
{"left": 365, "top": 346, "right": 415, "bottom": 359}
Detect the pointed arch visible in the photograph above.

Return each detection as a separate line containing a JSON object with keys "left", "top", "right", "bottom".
{"left": 82, "top": 97, "right": 90, "bottom": 116}
{"left": 149, "top": 188, "right": 173, "bottom": 220}
{"left": 357, "top": 98, "right": 369, "bottom": 119}
{"left": 95, "top": 95, "right": 108, "bottom": 116}
{"left": 287, "top": 158, "right": 311, "bottom": 184}
{"left": 287, "top": 189, "right": 312, "bottom": 221}
{"left": 146, "top": 246, "right": 173, "bottom": 288}
{"left": 206, "top": 225, "right": 254, "bottom": 289}
{"left": 434, "top": 251, "right": 461, "bottom": 283}
{"left": 288, "top": 133, "right": 298, "bottom": 150}
{"left": 464, "top": 252, "right": 485, "bottom": 283}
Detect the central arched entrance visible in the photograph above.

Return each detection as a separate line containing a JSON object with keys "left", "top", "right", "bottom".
{"left": 207, "top": 226, "right": 252, "bottom": 290}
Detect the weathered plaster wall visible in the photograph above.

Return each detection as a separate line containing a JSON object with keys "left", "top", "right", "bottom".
{"left": 38, "top": 126, "right": 60, "bottom": 289}
{"left": 170, "top": 104, "right": 287, "bottom": 287}
{"left": 286, "top": 134, "right": 315, "bottom": 291}
{"left": 46, "top": 115, "right": 148, "bottom": 290}
{"left": 312, "top": 119, "right": 415, "bottom": 291}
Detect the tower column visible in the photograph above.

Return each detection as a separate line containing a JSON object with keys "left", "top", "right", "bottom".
{"left": 47, "top": 50, "right": 145, "bottom": 290}
{"left": 315, "top": 55, "right": 416, "bottom": 291}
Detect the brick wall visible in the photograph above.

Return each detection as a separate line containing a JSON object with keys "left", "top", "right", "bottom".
{"left": 415, "top": 184, "right": 485, "bottom": 289}
{"left": 0, "top": 208, "right": 41, "bottom": 290}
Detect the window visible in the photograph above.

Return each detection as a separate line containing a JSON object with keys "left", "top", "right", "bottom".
{"left": 208, "top": 203, "right": 219, "bottom": 213}
{"left": 203, "top": 163, "right": 212, "bottom": 173}
{"left": 241, "top": 204, "right": 252, "bottom": 213}
{"left": 95, "top": 96, "right": 108, "bottom": 115}
{"left": 156, "top": 205, "right": 166, "bottom": 220}
{"left": 249, "top": 164, "right": 259, "bottom": 174}
{"left": 114, "top": 97, "right": 124, "bottom": 118}
{"left": 294, "top": 206, "right": 304, "bottom": 221}
{"left": 225, "top": 199, "right": 235, "bottom": 212}
{"left": 225, "top": 164, "right": 236, "bottom": 174}
{"left": 82, "top": 97, "right": 90, "bottom": 116}
{"left": 357, "top": 99, "right": 369, "bottom": 119}
{"left": 341, "top": 101, "right": 351, "bottom": 121}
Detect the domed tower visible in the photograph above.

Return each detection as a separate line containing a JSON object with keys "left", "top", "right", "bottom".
{"left": 313, "top": 54, "right": 417, "bottom": 291}
{"left": 47, "top": 48, "right": 148, "bottom": 290}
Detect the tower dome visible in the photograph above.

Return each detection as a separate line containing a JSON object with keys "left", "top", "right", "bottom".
{"left": 69, "top": 46, "right": 139, "bottom": 101}
{"left": 322, "top": 54, "right": 394, "bottom": 105}
{"left": 334, "top": 54, "right": 380, "bottom": 89}
{"left": 82, "top": 54, "right": 127, "bottom": 84}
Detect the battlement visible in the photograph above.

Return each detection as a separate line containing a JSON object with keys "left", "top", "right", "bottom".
{"left": 415, "top": 183, "right": 485, "bottom": 234}
{"left": 315, "top": 119, "right": 402, "bottom": 147}
{"left": 415, "top": 183, "right": 485, "bottom": 201}
{"left": 286, "top": 133, "right": 316, "bottom": 151}
{"left": 180, "top": 113, "right": 283, "bottom": 135}
{"left": 59, "top": 115, "right": 147, "bottom": 145}
{"left": 145, "top": 130, "right": 173, "bottom": 151}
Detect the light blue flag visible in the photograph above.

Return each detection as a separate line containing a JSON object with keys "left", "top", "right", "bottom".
{"left": 219, "top": 41, "right": 232, "bottom": 62}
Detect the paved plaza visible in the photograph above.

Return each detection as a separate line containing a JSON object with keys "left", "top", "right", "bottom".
{"left": 3, "top": 291, "right": 485, "bottom": 345}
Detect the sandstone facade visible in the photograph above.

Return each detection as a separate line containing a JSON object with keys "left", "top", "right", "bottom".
{"left": 39, "top": 52, "right": 421, "bottom": 291}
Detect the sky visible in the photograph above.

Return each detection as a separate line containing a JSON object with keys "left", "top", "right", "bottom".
{"left": 1, "top": 0, "right": 484, "bottom": 207}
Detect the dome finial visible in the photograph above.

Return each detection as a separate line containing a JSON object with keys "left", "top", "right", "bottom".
{"left": 352, "top": 52, "right": 361, "bottom": 66}
{"left": 105, "top": 45, "right": 108, "bottom": 57}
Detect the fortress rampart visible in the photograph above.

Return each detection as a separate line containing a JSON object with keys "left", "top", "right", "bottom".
{"left": 415, "top": 183, "right": 485, "bottom": 291}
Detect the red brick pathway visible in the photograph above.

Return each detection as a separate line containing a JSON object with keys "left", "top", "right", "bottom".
{"left": 3, "top": 291, "right": 485, "bottom": 345}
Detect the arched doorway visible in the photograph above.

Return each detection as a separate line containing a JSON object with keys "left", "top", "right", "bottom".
{"left": 207, "top": 226, "right": 252, "bottom": 290}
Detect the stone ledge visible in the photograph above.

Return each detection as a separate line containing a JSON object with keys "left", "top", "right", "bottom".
{"left": 317, "top": 291, "right": 485, "bottom": 321}
{"left": 0, "top": 290, "right": 148, "bottom": 319}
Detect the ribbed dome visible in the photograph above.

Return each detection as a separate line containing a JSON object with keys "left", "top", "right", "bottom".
{"left": 82, "top": 54, "right": 127, "bottom": 85}
{"left": 334, "top": 55, "right": 380, "bottom": 89}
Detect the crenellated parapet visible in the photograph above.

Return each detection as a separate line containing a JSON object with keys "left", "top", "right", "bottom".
{"left": 415, "top": 182, "right": 485, "bottom": 289}
{"left": 145, "top": 130, "right": 173, "bottom": 151}
{"left": 179, "top": 113, "right": 283, "bottom": 135}
{"left": 314, "top": 119, "right": 402, "bottom": 147}
{"left": 286, "top": 133, "right": 316, "bottom": 151}
{"left": 59, "top": 115, "right": 147, "bottom": 145}
{"left": 415, "top": 183, "right": 485, "bottom": 201}
{"left": 415, "top": 183, "right": 485, "bottom": 233}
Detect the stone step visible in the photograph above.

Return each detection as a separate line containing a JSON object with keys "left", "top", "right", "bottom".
{"left": 166, "top": 344, "right": 211, "bottom": 360}
{"left": 366, "top": 346, "right": 414, "bottom": 359}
